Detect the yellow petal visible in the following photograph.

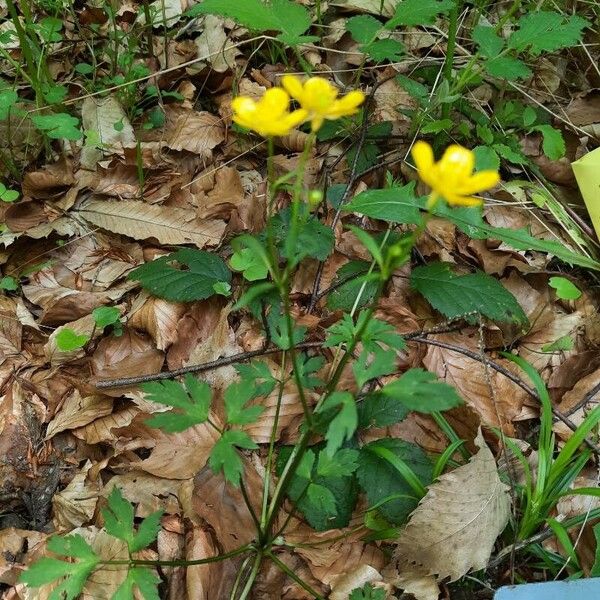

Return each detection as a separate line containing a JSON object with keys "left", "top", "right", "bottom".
{"left": 326, "top": 91, "right": 365, "bottom": 118}
{"left": 260, "top": 87, "right": 290, "bottom": 116}
{"left": 412, "top": 141, "right": 434, "bottom": 173}
{"left": 457, "top": 170, "right": 500, "bottom": 195}
{"left": 444, "top": 192, "right": 482, "bottom": 207}
{"left": 285, "top": 108, "right": 309, "bottom": 129}
{"left": 303, "top": 77, "right": 338, "bottom": 110}
{"left": 311, "top": 115, "right": 325, "bottom": 131}
{"left": 231, "top": 96, "right": 256, "bottom": 117}
{"left": 281, "top": 75, "right": 305, "bottom": 102}
{"left": 438, "top": 145, "right": 474, "bottom": 180}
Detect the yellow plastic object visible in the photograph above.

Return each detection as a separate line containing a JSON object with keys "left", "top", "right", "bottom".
{"left": 572, "top": 147, "right": 600, "bottom": 239}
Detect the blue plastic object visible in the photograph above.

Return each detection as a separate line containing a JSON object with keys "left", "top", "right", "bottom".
{"left": 495, "top": 578, "right": 600, "bottom": 599}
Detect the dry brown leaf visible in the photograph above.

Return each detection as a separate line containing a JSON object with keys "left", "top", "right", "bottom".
{"left": 163, "top": 106, "right": 225, "bottom": 156}
{"left": 329, "top": 565, "right": 384, "bottom": 600}
{"left": 52, "top": 461, "right": 100, "bottom": 530}
{"left": 422, "top": 332, "right": 528, "bottom": 433}
{"left": 192, "top": 15, "right": 240, "bottom": 73}
{"left": 129, "top": 294, "right": 186, "bottom": 351}
{"left": 45, "top": 391, "right": 113, "bottom": 438}
{"left": 81, "top": 96, "right": 136, "bottom": 169}
{"left": 90, "top": 328, "right": 164, "bottom": 387}
{"left": 554, "top": 368, "right": 600, "bottom": 439}
{"left": 77, "top": 199, "right": 226, "bottom": 248}
{"left": 72, "top": 406, "right": 139, "bottom": 445}
{"left": 22, "top": 158, "right": 76, "bottom": 199}
{"left": 191, "top": 462, "right": 263, "bottom": 551}
{"left": 186, "top": 527, "right": 242, "bottom": 600}
{"left": 388, "top": 431, "right": 510, "bottom": 597}
{"left": 114, "top": 414, "right": 221, "bottom": 479}
{"left": 0, "top": 528, "right": 46, "bottom": 586}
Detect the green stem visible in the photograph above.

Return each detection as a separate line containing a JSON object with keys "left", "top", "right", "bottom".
{"left": 260, "top": 352, "right": 288, "bottom": 535}
{"left": 441, "top": 0, "right": 461, "bottom": 121}
{"left": 237, "top": 551, "right": 263, "bottom": 600}
{"left": 267, "top": 552, "right": 325, "bottom": 599}
{"left": 103, "top": 544, "right": 252, "bottom": 567}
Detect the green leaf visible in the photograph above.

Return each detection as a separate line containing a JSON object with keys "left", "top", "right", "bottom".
{"left": 0, "top": 275, "right": 18, "bottom": 291}
{"left": 143, "top": 375, "right": 211, "bottom": 432}
{"left": 113, "top": 568, "right": 161, "bottom": 600}
{"left": 493, "top": 142, "right": 527, "bottom": 164}
{"left": 235, "top": 361, "right": 277, "bottom": 397}
{"left": 533, "top": 124, "right": 566, "bottom": 160}
{"left": 20, "top": 535, "right": 100, "bottom": 599}
{"left": 132, "top": 510, "right": 163, "bottom": 553}
{"left": 362, "top": 38, "right": 405, "bottom": 62}
{"left": 411, "top": 262, "right": 527, "bottom": 326}
{"left": 358, "top": 391, "right": 410, "bottom": 428}
{"left": 350, "top": 583, "right": 386, "bottom": 600}
{"left": 541, "top": 335, "right": 574, "bottom": 353}
{"left": 353, "top": 346, "right": 397, "bottom": 388}
{"left": 346, "top": 226, "right": 384, "bottom": 269}
{"left": 473, "top": 25, "right": 503, "bottom": 58}
{"left": 31, "top": 113, "right": 83, "bottom": 140}
{"left": 209, "top": 430, "right": 258, "bottom": 486}
{"left": 186, "top": 0, "right": 316, "bottom": 46}
{"left": 318, "top": 392, "right": 358, "bottom": 456}
{"left": 548, "top": 276, "right": 581, "bottom": 300}
{"left": 128, "top": 249, "right": 231, "bottom": 302}
{"left": 102, "top": 487, "right": 136, "bottom": 550}
{"left": 346, "top": 15, "right": 382, "bottom": 44}
{"left": 356, "top": 438, "right": 432, "bottom": 524}
{"left": 296, "top": 354, "right": 325, "bottom": 389}
{"left": 43, "top": 84, "right": 68, "bottom": 105}
{"left": 267, "top": 306, "right": 306, "bottom": 350}
{"left": 224, "top": 382, "right": 265, "bottom": 425}
{"left": 230, "top": 247, "right": 268, "bottom": 281}
{"left": 0, "top": 89, "right": 18, "bottom": 120}
{"left": 484, "top": 56, "right": 532, "bottom": 80}
{"left": 317, "top": 448, "right": 360, "bottom": 477}
{"left": 344, "top": 182, "right": 424, "bottom": 225}
{"left": 92, "top": 306, "right": 121, "bottom": 330}
{"left": 277, "top": 446, "right": 358, "bottom": 531}
{"left": 326, "top": 261, "right": 379, "bottom": 311}
{"left": 433, "top": 205, "right": 600, "bottom": 271}
{"left": 386, "top": 0, "right": 454, "bottom": 27}
{"left": 306, "top": 483, "right": 337, "bottom": 516}
{"left": 395, "top": 74, "right": 429, "bottom": 105}
{"left": 509, "top": 12, "right": 588, "bottom": 55}
{"left": 382, "top": 368, "right": 463, "bottom": 413}
{"left": 421, "top": 118, "right": 452, "bottom": 134}
{"left": 473, "top": 145, "right": 500, "bottom": 172}
{"left": 55, "top": 328, "right": 90, "bottom": 351}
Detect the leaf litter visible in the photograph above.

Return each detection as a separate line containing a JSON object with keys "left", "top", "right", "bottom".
{"left": 1, "top": 0, "right": 600, "bottom": 599}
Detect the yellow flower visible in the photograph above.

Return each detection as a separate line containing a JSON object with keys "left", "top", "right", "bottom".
{"left": 281, "top": 75, "right": 365, "bottom": 132}
{"left": 231, "top": 87, "right": 308, "bottom": 137}
{"left": 412, "top": 141, "right": 500, "bottom": 207}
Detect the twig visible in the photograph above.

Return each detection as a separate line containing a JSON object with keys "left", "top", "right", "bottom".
{"left": 95, "top": 342, "right": 322, "bottom": 389}
{"left": 411, "top": 336, "right": 600, "bottom": 454}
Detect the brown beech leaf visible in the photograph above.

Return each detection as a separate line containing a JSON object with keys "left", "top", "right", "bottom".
{"left": 77, "top": 199, "right": 226, "bottom": 248}
{"left": 186, "top": 527, "right": 242, "bottom": 600}
{"left": 422, "top": 332, "right": 528, "bottom": 434}
{"left": 72, "top": 406, "right": 139, "bottom": 445}
{"left": 388, "top": 431, "right": 510, "bottom": 598}
{"left": 191, "top": 461, "right": 263, "bottom": 551}
{"left": 91, "top": 328, "right": 164, "bottom": 386}
{"left": 163, "top": 106, "right": 225, "bottom": 156}
{"left": 129, "top": 295, "right": 186, "bottom": 351}
{"left": 554, "top": 368, "right": 600, "bottom": 439}
{"left": 52, "top": 461, "right": 100, "bottom": 530}
{"left": 45, "top": 391, "right": 113, "bottom": 438}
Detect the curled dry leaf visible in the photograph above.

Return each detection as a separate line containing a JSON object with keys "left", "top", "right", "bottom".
{"left": 52, "top": 461, "right": 100, "bottom": 530}
{"left": 192, "top": 15, "right": 240, "bottom": 74}
{"left": 81, "top": 95, "right": 136, "bottom": 169}
{"left": 554, "top": 367, "right": 600, "bottom": 439}
{"left": 77, "top": 199, "right": 226, "bottom": 249}
{"left": 72, "top": 406, "right": 139, "bottom": 445}
{"left": 129, "top": 294, "right": 186, "bottom": 351}
{"left": 45, "top": 390, "right": 113, "bottom": 439}
{"left": 22, "top": 157, "right": 76, "bottom": 199}
{"left": 387, "top": 431, "right": 510, "bottom": 599}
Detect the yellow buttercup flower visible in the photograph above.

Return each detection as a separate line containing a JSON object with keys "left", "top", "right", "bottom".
{"left": 231, "top": 87, "right": 308, "bottom": 138}
{"left": 281, "top": 75, "right": 365, "bottom": 132}
{"left": 412, "top": 141, "right": 500, "bottom": 207}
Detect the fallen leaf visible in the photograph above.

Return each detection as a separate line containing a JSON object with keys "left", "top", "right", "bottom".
{"left": 129, "top": 294, "right": 186, "bottom": 351}
{"left": 388, "top": 431, "right": 510, "bottom": 596}
{"left": 554, "top": 368, "right": 600, "bottom": 439}
{"left": 163, "top": 106, "right": 225, "bottom": 156}
{"left": 45, "top": 391, "right": 113, "bottom": 438}
{"left": 77, "top": 199, "right": 226, "bottom": 248}
{"left": 52, "top": 461, "right": 100, "bottom": 530}
{"left": 192, "top": 15, "right": 240, "bottom": 73}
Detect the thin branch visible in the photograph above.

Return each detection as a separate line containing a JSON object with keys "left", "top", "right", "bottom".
{"left": 95, "top": 342, "right": 322, "bottom": 389}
